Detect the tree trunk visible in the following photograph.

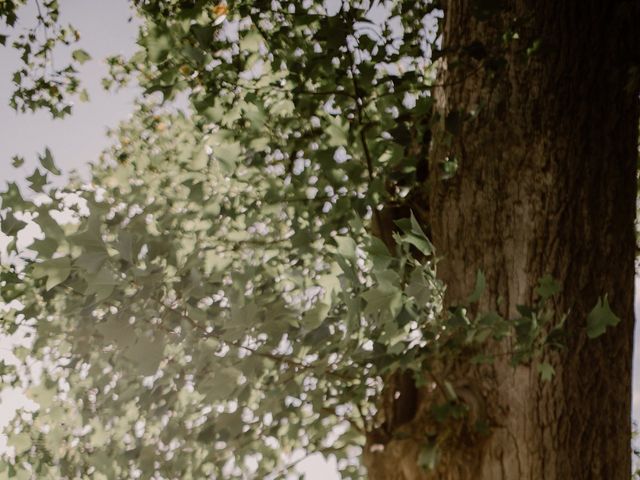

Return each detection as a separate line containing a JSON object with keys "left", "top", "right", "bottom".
{"left": 365, "top": 1, "right": 639, "bottom": 479}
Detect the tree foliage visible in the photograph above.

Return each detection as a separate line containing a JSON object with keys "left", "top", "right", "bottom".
{"left": 1, "top": 0, "right": 91, "bottom": 116}
{"left": 0, "top": 1, "right": 613, "bottom": 478}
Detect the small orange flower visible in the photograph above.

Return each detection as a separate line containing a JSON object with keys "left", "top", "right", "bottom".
{"left": 212, "top": 4, "right": 228, "bottom": 17}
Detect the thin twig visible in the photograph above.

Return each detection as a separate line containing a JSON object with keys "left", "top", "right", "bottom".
{"left": 348, "top": 46, "right": 385, "bottom": 235}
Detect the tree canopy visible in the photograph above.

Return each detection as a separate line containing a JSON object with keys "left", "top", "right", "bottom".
{"left": 0, "top": 1, "right": 632, "bottom": 479}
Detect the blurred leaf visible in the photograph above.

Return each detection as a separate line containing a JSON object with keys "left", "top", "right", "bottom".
{"left": 0, "top": 211, "right": 27, "bottom": 236}
{"left": 11, "top": 155, "right": 24, "bottom": 168}
{"left": 467, "top": 270, "right": 486, "bottom": 304}
{"left": 39, "top": 148, "right": 61, "bottom": 175}
{"left": 586, "top": 295, "right": 620, "bottom": 339}
{"left": 538, "top": 362, "right": 554, "bottom": 382}
{"left": 26, "top": 168, "right": 48, "bottom": 192}
{"left": 32, "top": 257, "right": 71, "bottom": 290}
{"left": 72, "top": 49, "right": 92, "bottom": 64}
{"left": 535, "top": 275, "right": 561, "bottom": 301}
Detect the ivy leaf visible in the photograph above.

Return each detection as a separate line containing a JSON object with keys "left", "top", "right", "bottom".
{"left": 32, "top": 256, "right": 71, "bottom": 290}
{"left": 71, "top": 48, "right": 92, "bottom": 64}
{"left": 586, "top": 295, "right": 620, "bottom": 339}
{"left": 39, "top": 148, "right": 61, "bottom": 175}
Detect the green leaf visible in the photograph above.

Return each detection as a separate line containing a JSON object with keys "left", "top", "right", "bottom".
{"left": 117, "top": 231, "right": 134, "bottom": 263}
{"left": 72, "top": 48, "right": 92, "bottom": 64}
{"left": 191, "top": 148, "right": 209, "bottom": 170}
{"left": 32, "top": 257, "right": 71, "bottom": 290}
{"left": 9, "top": 433, "right": 31, "bottom": 455}
{"left": 11, "top": 155, "right": 24, "bottom": 168}
{"left": 334, "top": 235, "right": 357, "bottom": 262}
{"left": 396, "top": 215, "right": 433, "bottom": 255}
{"left": 213, "top": 141, "right": 242, "bottom": 173}
{"left": 29, "top": 237, "right": 58, "bottom": 258}
{"left": 538, "top": 362, "right": 554, "bottom": 382}
{"left": 27, "top": 383, "right": 56, "bottom": 409}
{"left": 304, "top": 324, "right": 331, "bottom": 345}
{"left": 367, "top": 236, "right": 393, "bottom": 270}
{"left": 75, "top": 251, "right": 110, "bottom": 273}
{"left": 85, "top": 267, "right": 119, "bottom": 301}
{"left": 69, "top": 228, "right": 106, "bottom": 251}
{"left": 97, "top": 317, "right": 136, "bottom": 349}
{"left": 0, "top": 211, "right": 27, "bottom": 236}
{"left": 239, "top": 31, "right": 263, "bottom": 52}
{"left": 26, "top": 168, "right": 48, "bottom": 192}
{"left": 146, "top": 29, "right": 172, "bottom": 63}
{"left": 406, "top": 235, "right": 432, "bottom": 255}
{"left": 466, "top": 270, "right": 485, "bottom": 304}
{"left": 410, "top": 211, "right": 429, "bottom": 241}
{"left": 470, "top": 353, "right": 493, "bottom": 364}
{"left": 124, "top": 334, "right": 165, "bottom": 376}
{"left": 302, "top": 302, "right": 330, "bottom": 330}
{"left": 516, "top": 304, "right": 534, "bottom": 318}
{"left": 417, "top": 442, "right": 439, "bottom": 471}
{"left": 586, "top": 295, "right": 621, "bottom": 339}
{"left": 34, "top": 208, "right": 65, "bottom": 241}
{"left": 39, "top": 148, "right": 61, "bottom": 175}
{"left": 0, "top": 182, "right": 26, "bottom": 209}
{"left": 200, "top": 367, "right": 239, "bottom": 401}
{"left": 535, "top": 274, "right": 561, "bottom": 301}
{"left": 362, "top": 286, "right": 403, "bottom": 319}
{"left": 326, "top": 118, "right": 348, "bottom": 147}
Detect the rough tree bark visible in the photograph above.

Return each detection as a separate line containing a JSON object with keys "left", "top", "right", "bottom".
{"left": 365, "top": 1, "right": 639, "bottom": 479}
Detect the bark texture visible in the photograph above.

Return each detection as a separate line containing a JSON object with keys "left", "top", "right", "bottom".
{"left": 365, "top": 1, "right": 639, "bottom": 479}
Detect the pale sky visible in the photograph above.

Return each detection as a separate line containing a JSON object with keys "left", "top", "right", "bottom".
{"left": 0, "top": 1, "right": 639, "bottom": 477}
{"left": 0, "top": 0, "right": 140, "bottom": 182}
